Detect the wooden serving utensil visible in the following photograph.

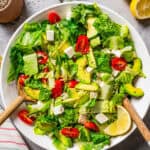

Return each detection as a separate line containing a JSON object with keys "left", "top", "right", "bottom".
{"left": 0, "top": 82, "right": 36, "bottom": 125}
{"left": 123, "top": 97, "right": 150, "bottom": 145}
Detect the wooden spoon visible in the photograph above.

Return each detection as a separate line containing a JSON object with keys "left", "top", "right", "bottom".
{"left": 0, "top": 82, "right": 37, "bottom": 125}
{"left": 123, "top": 97, "right": 150, "bottom": 145}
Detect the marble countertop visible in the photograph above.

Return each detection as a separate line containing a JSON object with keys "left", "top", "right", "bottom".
{"left": 0, "top": 0, "right": 150, "bottom": 150}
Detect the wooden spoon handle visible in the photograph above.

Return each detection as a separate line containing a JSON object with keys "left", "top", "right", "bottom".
{"left": 123, "top": 97, "right": 150, "bottom": 142}
{"left": 0, "top": 96, "right": 24, "bottom": 125}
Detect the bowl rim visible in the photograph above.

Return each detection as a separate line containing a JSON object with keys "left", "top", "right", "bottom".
{"left": 0, "top": 1, "right": 149, "bottom": 149}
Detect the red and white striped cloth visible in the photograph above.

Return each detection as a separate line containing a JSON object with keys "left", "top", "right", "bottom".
{"left": 0, "top": 107, "right": 29, "bottom": 150}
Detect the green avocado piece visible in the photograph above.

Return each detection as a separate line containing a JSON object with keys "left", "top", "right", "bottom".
{"left": 132, "top": 58, "right": 142, "bottom": 75}
{"left": 75, "top": 83, "right": 99, "bottom": 91}
{"left": 24, "top": 87, "right": 40, "bottom": 99}
{"left": 124, "top": 84, "right": 144, "bottom": 97}
{"left": 23, "top": 53, "right": 38, "bottom": 75}
{"left": 120, "top": 25, "right": 129, "bottom": 38}
{"left": 59, "top": 133, "right": 73, "bottom": 147}
{"left": 87, "top": 48, "right": 97, "bottom": 68}
{"left": 108, "top": 36, "right": 124, "bottom": 49}
{"left": 99, "top": 82, "right": 113, "bottom": 100}
{"left": 76, "top": 56, "right": 91, "bottom": 84}
{"left": 87, "top": 17, "right": 98, "bottom": 39}
{"left": 90, "top": 36, "right": 101, "bottom": 48}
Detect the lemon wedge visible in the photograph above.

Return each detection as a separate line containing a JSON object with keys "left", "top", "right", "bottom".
{"left": 104, "top": 105, "right": 131, "bottom": 136}
{"left": 130, "top": 0, "right": 150, "bottom": 19}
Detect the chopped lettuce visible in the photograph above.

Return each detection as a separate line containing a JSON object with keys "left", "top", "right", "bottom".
{"left": 39, "top": 88, "right": 51, "bottom": 101}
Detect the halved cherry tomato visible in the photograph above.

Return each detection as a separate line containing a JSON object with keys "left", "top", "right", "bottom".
{"left": 84, "top": 121, "right": 99, "bottom": 132}
{"left": 41, "top": 78, "right": 48, "bottom": 84}
{"left": 18, "top": 74, "right": 29, "bottom": 86}
{"left": 68, "top": 80, "right": 78, "bottom": 88}
{"left": 75, "top": 35, "right": 90, "bottom": 54}
{"left": 18, "top": 109, "right": 35, "bottom": 125}
{"left": 36, "top": 50, "right": 48, "bottom": 64}
{"left": 111, "top": 57, "right": 127, "bottom": 71}
{"left": 61, "top": 127, "right": 79, "bottom": 138}
{"left": 48, "top": 11, "right": 61, "bottom": 24}
{"left": 43, "top": 67, "right": 49, "bottom": 73}
{"left": 52, "top": 78, "right": 64, "bottom": 98}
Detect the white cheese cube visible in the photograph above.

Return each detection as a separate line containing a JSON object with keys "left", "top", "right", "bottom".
{"left": 95, "top": 113, "right": 109, "bottom": 124}
{"left": 86, "top": 66, "right": 94, "bottom": 73}
{"left": 90, "top": 92, "right": 98, "bottom": 99}
{"left": 64, "top": 46, "right": 75, "bottom": 58}
{"left": 53, "top": 105, "right": 64, "bottom": 115}
{"left": 46, "top": 30, "right": 54, "bottom": 41}
{"left": 111, "top": 50, "right": 121, "bottom": 57}
{"left": 31, "top": 101, "right": 44, "bottom": 109}
{"left": 112, "top": 69, "right": 120, "bottom": 77}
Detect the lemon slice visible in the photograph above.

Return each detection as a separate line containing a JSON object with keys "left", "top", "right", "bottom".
{"left": 104, "top": 105, "right": 131, "bottom": 136}
{"left": 130, "top": 0, "right": 150, "bottom": 19}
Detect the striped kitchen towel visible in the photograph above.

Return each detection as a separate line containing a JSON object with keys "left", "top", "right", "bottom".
{"left": 0, "top": 105, "right": 29, "bottom": 150}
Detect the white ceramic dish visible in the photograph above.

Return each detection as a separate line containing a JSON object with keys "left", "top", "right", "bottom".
{"left": 0, "top": 1, "right": 150, "bottom": 150}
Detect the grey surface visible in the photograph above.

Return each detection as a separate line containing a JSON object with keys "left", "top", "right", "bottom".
{"left": 0, "top": 0, "right": 150, "bottom": 150}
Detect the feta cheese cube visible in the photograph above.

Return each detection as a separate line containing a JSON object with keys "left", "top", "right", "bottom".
{"left": 112, "top": 69, "right": 120, "bottom": 77}
{"left": 86, "top": 66, "right": 94, "bottom": 73}
{"left": 90, "top": 92, "right": 98, "bottom": 99}
{"left": 64, "top": 46, "right": 75, "bottom": 58}
{"left": 53, "top": 105, "right": 64, "bottom": 115}
{"left": 111, "top": 50, "right": 121, "bottom": 57}
{"left": 95, "top": 113, "right": 109, "bottom": 124}
{"left": 46, "top": 30, "right": 54, "bottom": 41}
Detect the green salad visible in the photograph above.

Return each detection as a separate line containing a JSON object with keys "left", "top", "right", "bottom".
{"left": 8, "top": 3, "right": 144, "bottom": 150}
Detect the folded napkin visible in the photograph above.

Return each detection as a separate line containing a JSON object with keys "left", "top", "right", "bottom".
{"left": 0, "top": 104, "right": 29, "bottom": 150}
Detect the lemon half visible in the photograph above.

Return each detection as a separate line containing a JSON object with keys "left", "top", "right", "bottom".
{"left": 104, "top": 105, "right": 131, "bottom": 136}
{"left": 130, "top": 0, "right": 150, "bottom": 19}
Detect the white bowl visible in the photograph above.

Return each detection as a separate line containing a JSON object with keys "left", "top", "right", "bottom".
{"left": 0, "top": 1, "right": 150, "bottom": 150}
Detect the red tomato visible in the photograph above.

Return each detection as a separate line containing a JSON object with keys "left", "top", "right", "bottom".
{"left": 18, "top": 74, "right": 29, "bottom": 86}
{"left": 61, "top": 127, "right": 79, "bottom": 138}
{"left": 52, "top": 79, "right": 64, "bottom": 98}
{"left": 43, "top": 67, "right": 49, "bottom": 73}
{"left": 18, "top": 109, "right": 35, "bottom": 125}
{"left": 41, "top": 78, "right": 48, "bottom": 84}
{"left": 84, "top": 121, "right": 99, "bottom": 132}
{"left": 111, "top": 57, "right": 127, "bottom": 71}
{"left": 68, "top": 80, "right": 78, "bottom": 88}
{"left": 48, "top": 11, "right": 61, "bottom": 24}
{"left": 36, "top": 50, "right": 48, "bottom": 64}
{"left": 75, "top": 35, "right": 90, "bottom": 54}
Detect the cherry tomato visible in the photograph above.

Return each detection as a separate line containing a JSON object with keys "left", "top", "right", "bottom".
{"left": 43, "top": 67, "right": 49, "bottom": 73}
{"left": 41, "top": 78, "right": 48, "bottom": 84}
{"left": 111, "top": 57, "right": 127, "bottom": 71}
{"left": 68, "top": 80, "right": 78, "bottom": 88}
{"left": 84, "top": 121, "right": 99, "bottom": 132}
{"left": 48, "top": 11, "right": 61, "bottom": 24}
{"left": 52, "top": 78, "right": 64, "bottom": 98}
{"left": 36, "top": 50, "right": 48, "bottom": 64}
{"left": 18, "top": 109, "right": 35, "bottom": 125}
{"left": 18, "top": 74, "right": 29, "bottom": 86}
{"left": 61, "top": 127, "right": 79, "bottom": 138}
{"left": 75, "top": 35, "right": 90, "bottom": 54}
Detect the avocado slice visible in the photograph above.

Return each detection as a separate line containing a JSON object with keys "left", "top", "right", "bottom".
{"left": 75, "top": 83, "right": 99, "bottom": 91}
{"left": 76, "top": 56, "right": 91, "bottom": 84}
{"left": 132, "top": 58, "right": 142, "bottom": 75}
{"left": 59, "top": 133, "right": 73, "bottom": 147}
{"left": 124, "top": 84, "right": 144, "bottom": 97}
{"left": 23, "top": 53, "right": 38, "bottom": 75}
{"left": 108, "top": 36, "right": 124, "bottom": 49}
{"left": 87, "top": 17, "right": 98, "bottom": 39}
{"left": 24, "top": 87, "right": 40, "bottom": 99}
{"left": 87, "top": 48, "right": 97, "bottom": 68}
{"left": 90, "top": 36, "right": 101, "bottom": 48}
